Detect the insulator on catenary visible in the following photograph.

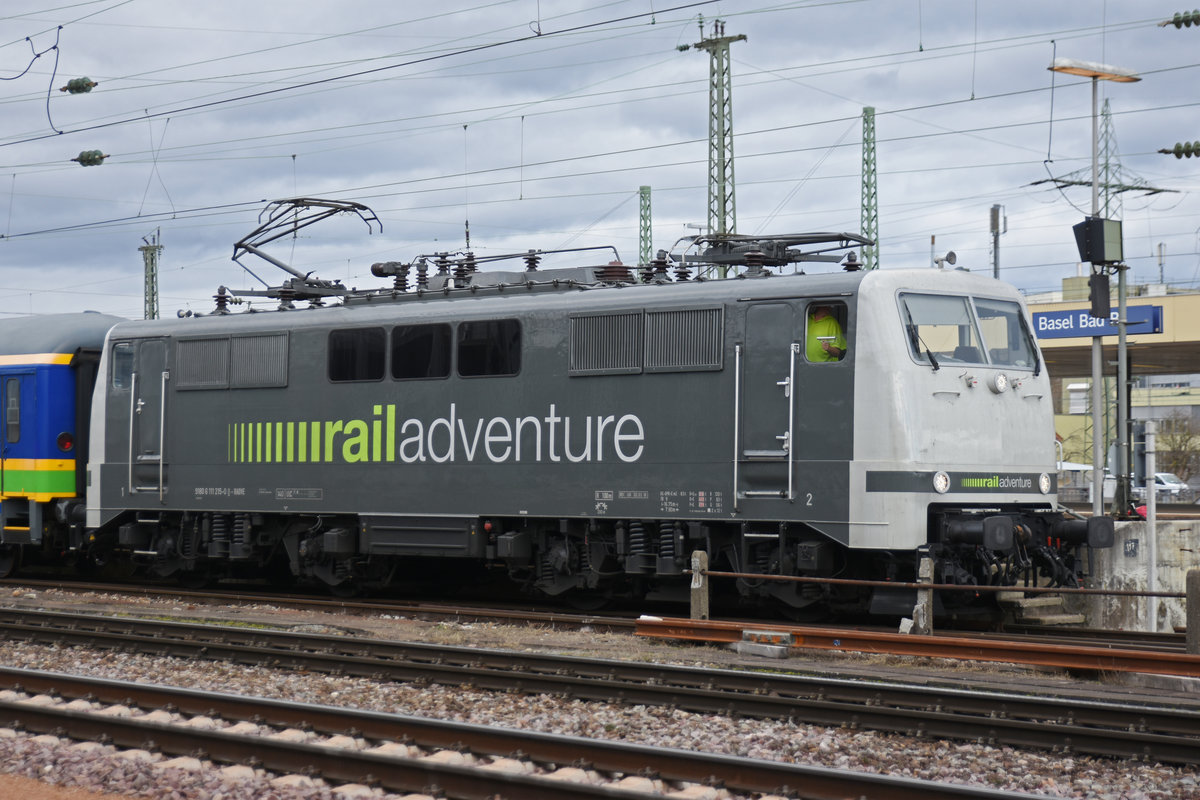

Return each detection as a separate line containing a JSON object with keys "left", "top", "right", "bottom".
{"left": 71, "top": 150, "right": 109, "bottom": 166}
{"left": 1162, "top": 140, "right": 1200, "bottom": 158}
{"left": 1166, "top": 9, "right": 1200, "bottom": 28}
{"left": 59, "top": 77, "right": 97, "bottom": 94}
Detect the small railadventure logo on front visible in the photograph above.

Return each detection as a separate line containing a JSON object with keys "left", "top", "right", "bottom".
{"left": 960, "top": 475, "right": 1033, "bottom": 490}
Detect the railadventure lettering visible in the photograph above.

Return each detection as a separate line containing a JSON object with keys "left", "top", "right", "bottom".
{"left": 228, "top": 403, "right": 645, "bottom": 465}
{"left": 960, "top": 475, "right": 1032, "bottom": 490}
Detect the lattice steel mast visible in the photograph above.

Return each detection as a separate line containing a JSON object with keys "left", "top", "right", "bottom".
{"left": 139, "top": 229, "right": 162, "bottom": 320}
{"left": 638, "top": 185, "right": 652, "bottom": 266}
{"left": 860, "top": 107, "right": 878, "bottom": 269}
{"left": 684, "top": 19, "right": 745, "bottom": 239}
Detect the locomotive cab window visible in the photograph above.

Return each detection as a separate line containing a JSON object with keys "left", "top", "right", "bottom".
{"left": 900, "top": 294, "right": 984, "bottom": 365}
{"left": 974, "top": 298, "right": 1038, "bottom": 370}
{"left": 457, "top": 319, "right": 520, "bottom": 377}
{"left": 111, "top": 342, "right": 134, "bottom": 390}
{"left": 805, "top": 301, "right": 848, "bottom": 363}
{"left": 900, "top": 293, "right": 1038, "bottom": 371}
{"left": 392, "top": 323, "right": 451, "bottom": 380}
{"left": 329, "top": 327, "right": 385, "bottom": 382}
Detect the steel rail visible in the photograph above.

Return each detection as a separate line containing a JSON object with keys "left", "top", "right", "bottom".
{"left": 699, "top": 569, "right": 1187, "bottom": 598}
{"left": 2, "top": 608, "right": 1200, "bottom": 765}
{"left": 6, "top": 576, "right": 1192, "bottom": 658}
{"left": 1002, "top": 624, "right": 1187, "bottom": 652}
{"left": 0, "top": 667, "right": 1020, "bottom": 800}
{"left": 1, "top": 577, "right": 637, "bottom": 630}
{"left": 636, "top": 615, "right": 1200, "bottom": 677}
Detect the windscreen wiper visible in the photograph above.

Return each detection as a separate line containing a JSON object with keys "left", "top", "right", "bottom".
{"left": 904, "top": 320, "right": 940, "bottom": 372}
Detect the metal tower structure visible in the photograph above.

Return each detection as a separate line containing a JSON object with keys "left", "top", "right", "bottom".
{"left": 860, "top": 107, "right": 878, "bottom": 269}
{"left": 139, "top": 229, "right": 162, "bottom": 320}
{"left": 638, "top": 185, "right": 652, "bottom": 266}
{"left": 1098, "top": 99, "right": 1124, "bottom": 219}
{"left": 688, "top": 19, "right": 745, "bottom": 239}
{"left": 1032, "top": 98, "right": 1171, "bottom": 211}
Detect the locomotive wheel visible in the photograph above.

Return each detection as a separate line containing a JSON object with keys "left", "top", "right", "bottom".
{"left": 0, "top": 545, "right": 19, "bottom": 579}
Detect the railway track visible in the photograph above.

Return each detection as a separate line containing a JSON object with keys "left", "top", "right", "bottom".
{"left": 7, "top": 577, "right": 1191, "bottom": 654}
{"left": 2, "top": 577, "right": 638, "bottom": 631}
{"left": 0, "top": 666, "right": 1025, "bottom": 800}
{"left": 1004, "top": 624, "right": 1188, "bottom": 652}
{"left": 3, "top": 607, "right": 1199, "bottom": 767}
{"left": 635, "top": 616, "right": 1200, "bottom": 677}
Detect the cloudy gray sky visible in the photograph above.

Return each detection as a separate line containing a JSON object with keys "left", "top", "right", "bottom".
{"left": 1, "top": 0, "right": 1197, "bottom": 319}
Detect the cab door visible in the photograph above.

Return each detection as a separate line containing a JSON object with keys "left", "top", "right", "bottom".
{"left": 128, "top": 339, "right": 170, "bottom": 500}
{"left": 737, "top": 302, "right": 799, "bottom": 503}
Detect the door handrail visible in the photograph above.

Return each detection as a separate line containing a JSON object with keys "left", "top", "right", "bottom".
{"left": 732, "top": 343, "right": 742, "bottom": 513}
{"left": 786, "top": 342, "right": 798, "bottom": 502}
{"left": 127, "top": 372, "right": 137, "bottom": 495}
{"left": 158, "top": 370, "right": 169, "bottom": 502}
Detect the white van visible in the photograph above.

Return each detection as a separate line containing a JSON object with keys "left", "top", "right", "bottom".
{"left": 1134, "top": 472, "right": 1189, "bottom": 500}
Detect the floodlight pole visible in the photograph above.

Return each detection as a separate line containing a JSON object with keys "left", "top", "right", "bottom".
{"left": 1085, "top": 71, "right": 1106, "bottom": 517}
{"left": 1049, "top": 58, "right": 1140, "bottom": 516}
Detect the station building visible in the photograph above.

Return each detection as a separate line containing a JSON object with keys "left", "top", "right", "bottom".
{"left": 1030, "top": 277, "right": 1200, "bottom": 494}
{"left": 1027, "top": 277, "right": 1200, "bottom": 632}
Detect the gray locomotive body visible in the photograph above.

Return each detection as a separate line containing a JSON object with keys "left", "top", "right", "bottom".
{"left": 80, "top": 262, "right": 1111, "bottom": 612}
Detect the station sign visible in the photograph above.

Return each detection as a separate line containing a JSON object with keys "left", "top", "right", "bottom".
{"left": 1032, "top": 305, "right": 1163, "bottom": 340}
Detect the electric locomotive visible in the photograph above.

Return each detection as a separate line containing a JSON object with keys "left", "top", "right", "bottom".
{"left": 2, "top": 199, "right": 1114, "bottom": 616}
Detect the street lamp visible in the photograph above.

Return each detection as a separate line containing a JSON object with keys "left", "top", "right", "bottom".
{"left": 1048, "top": 57, "right": 1140, "bottom": 518}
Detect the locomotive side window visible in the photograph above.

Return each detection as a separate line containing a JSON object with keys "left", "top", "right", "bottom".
{"left": 805, "top": 301, "right": 848, "bottom": 363}
{"left": 900, "top": 294, "right": 983, "bottom": 365}
{"left": 457, "top": 319, "right": 520, "bottom": 377}
{"left": 328, "top": 327, "right": 385, "bottom": 382}
{"left": 111, "top": 342, "right": 134, "bottom": 390}
{"left": 392, "top": 323, "right": 451, "bottom": 380}
{"left": 973, "top": 298, "right": 1038, "bottom": 370}
{"left": 3, "top": 378, "right": 17, "bottom": 444}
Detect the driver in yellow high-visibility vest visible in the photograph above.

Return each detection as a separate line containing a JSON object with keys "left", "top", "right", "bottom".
{"left": 806, "top": 305, "right": 847, "bottom": 362}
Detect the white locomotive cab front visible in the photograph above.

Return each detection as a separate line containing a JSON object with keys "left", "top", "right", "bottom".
{"left": 848, "top": 269, "right": 1102, "bottom": 558}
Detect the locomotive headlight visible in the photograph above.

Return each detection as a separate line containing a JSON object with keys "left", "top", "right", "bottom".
{"left": 932, "top": 471, "right": 951, "bottom": 494}
{"left": 987, "top": 373, "right": 1010, "bottom": 394}
{"left": 56, "top": 431, "right": 74, "bottom": 452}
{"left": 1039, "top": 472, "right": 1052, "bottom": 494}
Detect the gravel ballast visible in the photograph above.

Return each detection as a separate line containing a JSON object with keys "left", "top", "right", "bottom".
{"left": 0, "top": 589, "right": 1198, "bottom": 799}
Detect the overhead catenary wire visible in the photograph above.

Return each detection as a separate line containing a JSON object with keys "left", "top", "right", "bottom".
{"left": 0, "top": 9, "right": 1176, "bottom": 157}
{"left": 0, "top": 0, "right": 723, "bottom": 149}
{"left": 2, "top": 1, "right": 1198, "bottom": 316}
{"left": 10, "top": 81, "right": 1197, "bottom": 240}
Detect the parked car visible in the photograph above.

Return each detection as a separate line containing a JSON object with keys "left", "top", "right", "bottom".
{"left": 1133, "top": 472, "right": 1189, "bottom": 500}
